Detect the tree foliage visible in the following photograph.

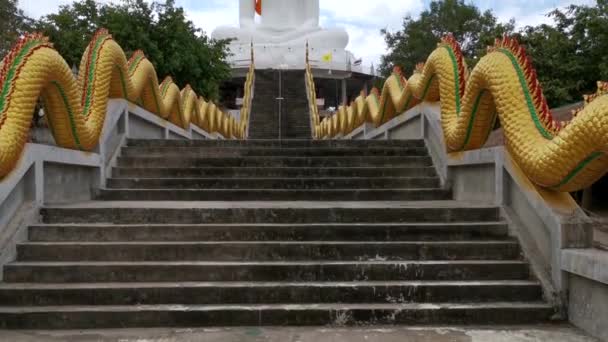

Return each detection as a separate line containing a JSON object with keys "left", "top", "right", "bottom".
{"left": 520, "top": 0, "right": 608, "bottom": 107}
{"left": 380, "top": 0, "right": 514, "bottom": 77}
{"left": 380, "top": 0, "right": 608, "bottom": 108}
{"left": 0, "top": 0, "right": 31, "bottom": 56}
{"left": 33, "top": 0, "right": 231, "bottom": 100}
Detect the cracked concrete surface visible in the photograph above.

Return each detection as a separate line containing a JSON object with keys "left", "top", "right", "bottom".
{"left": 0, "top": 325, "right": 599, "bottom": 342}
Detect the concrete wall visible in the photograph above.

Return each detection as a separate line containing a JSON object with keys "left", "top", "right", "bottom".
{"left": 0, "top": 167, "right": 37, "bottom": 279}
{"left": 343, "top": 102, "right": 608, "bottom": 341}
{"left": 43, "top": 162, "right": 100, "bottom": 204}
{"left": 562, "top": 249, "right": 608, "bottom": 341}
{"left": 451, "top": 163, "right": 495, "bottom": 203}
{"left": 0, "top": 167, "right": 35, "bottom": 233}
{"left": 568, "top": 274, "right": 608, "bottom": 341}
{"left": 129, "top": 114, "right": 165, "bottom": 139}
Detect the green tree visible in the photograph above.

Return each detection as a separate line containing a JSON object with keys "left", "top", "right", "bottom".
{"left": 33, "top": 0, "right": 100, "bottom": 68}
{"left": 380, "top": 0, "right": 514, "bottom": 77}
{"left": 0, "top": 0, "right": 31, "bottom": 57}
{"left": 521, "top": 0, "right": 608, "bottom": 107}
{"left": 151, "top": 0, "right": 231, "bottom": 100}
{"left": 33, "top": 0, "right": 231, "bottom": 100}
{"left": 99, "top": 0, "right": 161, "bottom": 66}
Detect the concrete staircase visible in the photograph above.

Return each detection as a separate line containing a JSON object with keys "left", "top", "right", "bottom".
{"left": 280, "top": 71, "right": 311, "bottom": 139}
{"left": 0, "top": 139, "right": 554, "bottom": 329}
{"left": 248, "top": 71, "right": 279, "bottom": 139}
{"left": 248, "top": 70, "right": 311, "bottom": 139}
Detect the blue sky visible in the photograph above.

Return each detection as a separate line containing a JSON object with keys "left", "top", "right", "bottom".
{"left": 20, "top": 0, "right": 596, "bottom": 68}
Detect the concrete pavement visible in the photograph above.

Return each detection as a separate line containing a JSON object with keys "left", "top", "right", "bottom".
{"left": 0, "top": 325, "right": 598, "bottom": 342}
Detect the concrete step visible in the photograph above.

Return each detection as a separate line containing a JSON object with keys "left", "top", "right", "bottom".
{"left": 245, "top": 125, "right": 276, "bottom": 129}
{"left": 286, "top": 125, "right": 311, "bottom": 128}
{"left": 0, "top": 302, "right": 554, "bottom": 329}
{"left": 96, "top": 188, "right": 451, "bottom": 201}
{"left": 0, "top": 281, "right": 543, "bottom": 306}
{"left": 285, "top": 125, "right": 310, "bottom": 129}
{"left": 286, "top": 133, "right": 311, "bottom": 138}
{"left": 106, "top": 177, "right": 441, "bottom": 190}
{"left": 16, "top": 241, "right": 520, "bottom": 262}
{"left": 285, "top": 134, "right": 312, "bottom": 139}
{"left": 126, "top": 139, "right": 425, "bottom": 148}
{"left": 40, "top": 205, "right": 500, "bottom": 224}
{"left": 120, "top": 147, "right": 430, "bottom": 157}
{"left": 3, "top": 260, "right": 531, "bottom": 282}
{"left": 247, "top": 134, "right": 282, "bottom": 138}
{"left": 286, "top": 131, "right": 311, "bottom": 135}
{"left": 248, "top": 123, "right": 277, "bottom": 126}
{"left": 28, "top": 222, "right": 510, "bottom": 242}
{"left": 0, "top": 110, "right": 555, "bottom": 330}
{"left": 112, "top": 166, "right": 439, "bottom": 178}
{"left": 116, "top": 156, "right": 434, "bottom": 168}
{"left": 285, "top": 122, "right": 311, "bottom": 126}
{"left": 249, "top": 135, "right": 280, "bottom": 140}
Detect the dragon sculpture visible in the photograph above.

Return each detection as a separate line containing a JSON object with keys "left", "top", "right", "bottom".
{"left": 306, "top": 35, "right": 608, "bottom": 192}
{"left": 0, "top": 29, "right": 254, "bottom": 178}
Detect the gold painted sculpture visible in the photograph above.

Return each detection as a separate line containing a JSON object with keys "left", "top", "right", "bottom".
{"left": 0, "top": 30, "right": 254, "bottom": 178}
{"left": 306, "top": 35, "right": 608, "bottom": 192}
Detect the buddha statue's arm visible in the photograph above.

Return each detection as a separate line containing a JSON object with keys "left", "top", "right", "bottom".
{"left": 239, "top": 0, "right": 255, "bottom": 28}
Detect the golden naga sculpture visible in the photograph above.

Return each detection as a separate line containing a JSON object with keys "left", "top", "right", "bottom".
{"left": 306, "top": 35, "right": 608, "bottom": 192}
{"left": 0, "top": 29, "right": 254, "bottom": 178}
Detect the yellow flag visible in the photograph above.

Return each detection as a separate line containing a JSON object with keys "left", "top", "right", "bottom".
{"left": 322, "top": 52, "right": 332, "bottom": 63}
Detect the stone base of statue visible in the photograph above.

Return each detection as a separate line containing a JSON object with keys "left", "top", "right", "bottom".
{"left": 214, "top": 27, "right": 357, "bottom": 71}
{"left": 226, "top": 43, "right": 357, "bottom": 72}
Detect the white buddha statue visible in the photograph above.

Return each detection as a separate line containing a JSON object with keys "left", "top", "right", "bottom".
{"left": 212, "top": 0, "right": 351, "bottom": 69}
{"left": 213, "top": 0, "right": 348, "bottom": 48}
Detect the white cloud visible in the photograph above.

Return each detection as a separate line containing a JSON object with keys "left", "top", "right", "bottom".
{"left": 320, "top": 0, "right": 423, "bottom": 30}
{"left": 318, "top": 0, "right": 425, "bottom": 69}
{"left": 20, "top": 0, "right": 69, "bottom": 18}
{"left": 18, "top": 0, "right": 596, "bottom": 69}
{"left": 20, "top": 0, "right": 115, "bottom": 19}
{"left": 185, "top": 2, "right": 239, "bottom": 36}
{"left": 20, "top": 0, "right": 234, "bottom": 37}
{"left": 478, "top": 0, "right": 597, "bottom": 28}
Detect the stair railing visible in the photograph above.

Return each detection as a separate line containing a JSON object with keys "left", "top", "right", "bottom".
{"left": 238, "top": 42, "right": 256, "bottom": 139}
{"left": 305, "top": 42, "right": 323, "bottom": 139}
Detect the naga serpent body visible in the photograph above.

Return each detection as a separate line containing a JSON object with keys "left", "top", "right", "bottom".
{"left": 0, "top": 30, "right": 252, "bottom": 178}
{"left": 308, "top": 35, "right": 608, "bottom": 192}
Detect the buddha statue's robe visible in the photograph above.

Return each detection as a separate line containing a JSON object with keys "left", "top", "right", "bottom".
{"left": 212, "top": 0, "right": 348, "bottom": 49}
